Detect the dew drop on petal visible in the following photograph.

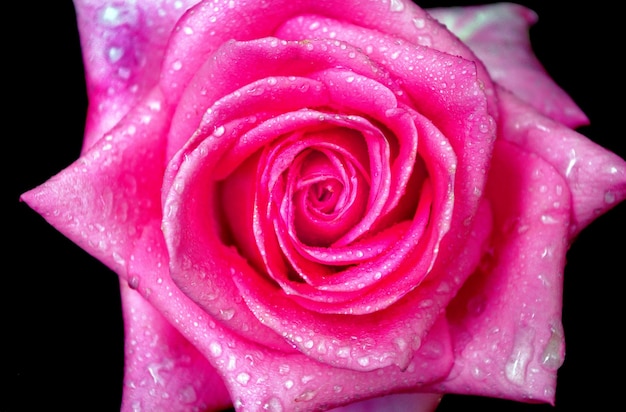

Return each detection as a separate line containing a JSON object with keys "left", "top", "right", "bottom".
{"left": 263, "top": 397, "right": 284, "bottom": 412}
{"left": 505, "top": 326, "right": 535, "bottom": 385}
{"left": 214, "top": 125, "right": 225, "bottom": 136}
{"left": 128, "top": 276, "right": 139, "bottom": 289}
{"left": 295, "top": 389, "right": 316, "bottom": 402}
{"left": 209, "top": 341, "right": 223, "bottom": 357}
{"left": 178, "top": 385, "right": 197, "bottom": 404}
{"left": 540, "top": 324, "right": 564, "bottom": 371}
{"left": 390, "top": 0, "right": 404, "bottom": 12}
{"left": 413, "top": 17, "right": 425, "bottom": 29}
{"left": 236, "top": 372, "right": 251, "bottom": 385}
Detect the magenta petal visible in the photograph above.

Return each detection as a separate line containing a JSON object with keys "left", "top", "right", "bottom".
{"left": 162, "top": 0, "right": 494, "bottom": 105}
{"left": 428, "top": 3, "right": 588, "bottom": 128}
{"left": 20, "top": 88, "right": 170, "bottom": 277}
{"left": 126, "top": 221, "right": 454, "bottom": 411}
{"left": 119, "top": 282, "right": 231, "bottom": 412}
{"left": 73, "top": 0, "right": 199, "bottom": 148}
{"left": 497, "top": 88, "right": 626, "bottom": 237}
{"left": 438, "top": 141, "right": 570, "bottom": 404}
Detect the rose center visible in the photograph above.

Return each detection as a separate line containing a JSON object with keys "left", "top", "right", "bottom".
{"left": 310, "top": 180, "right": 340, "bottom": 210}
{"left": 290, "top": 146, "right": 368, "bottom": 247}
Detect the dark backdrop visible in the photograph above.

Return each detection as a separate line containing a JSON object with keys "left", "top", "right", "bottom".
{"left": 7, "top": 1, "right": 624, "bottom": 411}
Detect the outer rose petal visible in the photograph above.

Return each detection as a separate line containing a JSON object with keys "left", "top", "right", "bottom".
{"left": 20, "top": 88, "right": 171, "bottom": 277}
{"left": 328, "top": 393, "right": 442, "bottom": 412}
{"left": 73, "top": 0, "right": 200, "bottom": 149}
{"left": 427, "top": 3, "right": 588, "bottom": 128}
{"left": 119, "top": 282, "right": 231, "bottom": 412}
{"left": 497, "top": 87, "right": 626, "bottom": 237}
{"left": 161, "top": 0, "right": 497, "bottom": 115}
{"left": 433, "top": 140, "right": 570, "bottom": 403}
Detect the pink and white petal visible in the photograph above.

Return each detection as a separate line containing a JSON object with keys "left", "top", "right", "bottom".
{"left": 20, "top": 88, "right": 171, "bottom": 277}
{"left": 427, "top": 3, "right": 588, "bottom": 128}
{"left": 436, "top": 140, "right": 569, "bottom": 404}
{"left": 119, "top": 282, "right": 231, "bottom": 412}
{"left": 73, "top": 0, "right": 199, "bottom": 149}
{"left": 497, "top": 87, "right": 626, "bottom": 237}
{"left": 328, "top": 392, "right": 442, "bottom": 412}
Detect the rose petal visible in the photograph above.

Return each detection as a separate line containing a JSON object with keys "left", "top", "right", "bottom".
{"left": 161, "top": 0, "right": 496, "bottom": 110}
{"left": 435, "top": 140, "right": 570, "bottom": 404}
{"left": 497, "top": 87, "right": 626, "bottom": 237}
{"left": 119, "top": 282, "right": 231, "bottom": 412}
{"left": 123, "top": 215, "right": 455, "bottom": 411}
{"left": 229, "top": 199, "right": 492, "bottom": 373}
{"left": 427, "top": 3, "right": 588, "bottom": 128}
{"left": 328, "top": 392, "right": 442, "bottom": 412}
{"left": 276, "top": 14, "right": 496, "bottom": 271}
{"left": 73, "top": 0, "right": 199, "bottom": 149}
{"left": 162, "top": 125, "right": 296, "bottom": 350}
{"left": 20, "top": 88, "right": 170, "bottom": 277}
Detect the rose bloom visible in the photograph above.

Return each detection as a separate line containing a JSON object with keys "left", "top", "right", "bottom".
{"left": 19, "top": 0, "right": 626, "bottom": 411}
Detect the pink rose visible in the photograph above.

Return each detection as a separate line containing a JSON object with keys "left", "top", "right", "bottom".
{"left": 19, "top": 0, "right": 626, "bottom": 411}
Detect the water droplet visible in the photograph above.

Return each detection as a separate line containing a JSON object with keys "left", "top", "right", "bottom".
{"left": 172, "top": 60, "right": 183, "bottom": 71}
{"left": 294, "top": 389, "right": 316, "bottom": 402}
{"left": 604, "top": 191, "right": 616, "bottom": 204}
{"left": 284, "top": 379, "right": 294, "bottom": 389}
{"left": 471, "top": 365, "right": 486, "bottom": 379}
{"left": 219, "top": 308, "right": 235, "bottom": 320}
{"left": 413, "top": 17, "right": 425, "bottom": 29}
{"left": 541, "top": 324, "right": 564, "bottom": 371}
{"left": 227, "top": 355, "right": 237, "bottom": 370}
{"left": 263, "top": 397, "right": 284, "bottom": 412}
{"left": 505, "top": 326, "right": 535, "bottom": 385}
{"left": 540, "top": 214, "right": 559, "bottom": 224}
{"left": 108, "top": 47, "right": 123, "bottom": 63}
{"left": 565, "top": 149, "right": 578, "bottom": 177}
{"left": 418, "top": 299, "right": 433, "bottom": 308}
{"left": 209, "top": 342, "right": 222, "bottom": 357}
{"left": 390, "top": 0, "right": 404, "bottom": 12}
{"left": 178, "top": 385, "right": 197, "bottom": 404}
{"left": 128, "top": 276, "right": 139, "bottom": 289}
{"left": 237, "top": 372, "right": 251, "bottom": 385}
{"left": 214, "top": 125, "right": 225, "bottom": 137}
{"left": 112, "top": 252, "right": 125, "bottom": 265}
{"left": 301, "top": 375, "right": 315, "bottom": 384}
{"left": 336, "top": 347, "right": 350, "bottom": 358}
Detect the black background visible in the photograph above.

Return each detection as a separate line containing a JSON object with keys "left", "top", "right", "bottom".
{"left": 7, "top": 1, "right": 625, "bottom": 411}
